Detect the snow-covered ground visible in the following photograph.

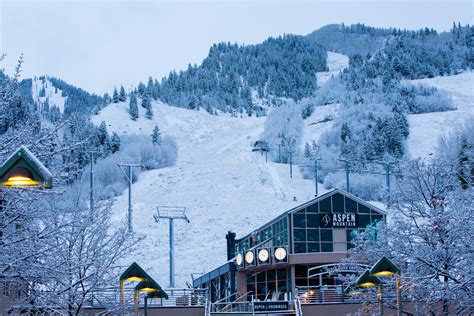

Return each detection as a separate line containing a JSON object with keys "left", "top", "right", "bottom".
{"left": 301, "top": 103, "right": 340, "bottom": 148}
{"left": 32, "top": 77, "right": 66, "bottom": 113}
{"left": 406, "top": 71, "right": 474, "bottom": 158}
{"left": 316, "top": 52, "right": 349, "bottom": 87}
{"left": 93, "top": 101, "right": 323, "bottom": 286}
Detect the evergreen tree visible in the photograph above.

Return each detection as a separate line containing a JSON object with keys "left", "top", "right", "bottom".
{"left": 112, "top": 88, "right": 119, "bottom": 103}
{"left": 110, "top": 132, "right": 121, "bottom": 153}
{"left": 144, "top": 95, "right": 153, "bottom": 119}
{"left": 151, "top": 125, "right": 161, "bottom": 145}
{"left": 128, "top": 92, "right": 139, "bottom": 120}
{"left": 137, "top": 82, "right": 146, "bottom": 98}
{"left": 96, "top": 121, "right": 111, "bottom": 157}
{"left": 119, "top": 85, "right": 127, "bottom": 102}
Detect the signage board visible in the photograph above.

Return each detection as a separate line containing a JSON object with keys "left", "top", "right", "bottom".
{"left": 319, "top": 213, "right": 358, "bottom": 228}
{"left": 253, "top": 301, "right": 289, "bottom": 312}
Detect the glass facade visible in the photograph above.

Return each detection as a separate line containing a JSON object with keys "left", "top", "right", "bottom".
{"left": 247, "top": 268, "right": 290, "bottom": 301}
{"left": 236, "top": 216, "right": 288, "bottom": 253}
{"left": 292, "top": 193, "right": 384, "bottom": 254}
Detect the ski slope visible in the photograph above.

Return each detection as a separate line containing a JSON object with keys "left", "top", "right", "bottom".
{"left": 32, "top": 77, "right": 66, "bottom": 113}
{"left": 406, "top": 71, "right": 474, "bottom": 158}
{"left": 316, "top": 52, "right": 349, "bottom": 87}
{"left": 93, "top": 102, "right": 323, "bottom": 287}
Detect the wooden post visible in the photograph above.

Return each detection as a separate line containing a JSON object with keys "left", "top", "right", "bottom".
{"left": 396, "top": 274, "right": 402, "bottom": 316}
{"left": 120, "top": 280, "right": 124, "bottom": 316}
{"left": 134, "top": 289, "right": 139, "bottom": 316}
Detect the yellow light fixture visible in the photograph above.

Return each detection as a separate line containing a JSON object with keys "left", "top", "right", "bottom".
{"left": 5, "top": 167, "right": 40, "bottom": 186}
{"left": 359, "top": 281, "right": 376, "bottom": 287}
{"left": 140, "top": 287, "right": 159, "bottom": 292}
{"left": 373, "top": 270, "right": 394, "bottom": 276}
{"left": 127, "top": 276, "right": 144, "bottom": 282}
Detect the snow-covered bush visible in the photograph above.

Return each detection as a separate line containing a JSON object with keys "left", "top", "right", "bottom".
{"left": 323, "top": 171, "right": 386, "bottom": 201}
{"left": 82, "top": 134, "right": 178, "bottom": 199}
{"left": 262, "top": 100, "right": 304, "bottom": 163}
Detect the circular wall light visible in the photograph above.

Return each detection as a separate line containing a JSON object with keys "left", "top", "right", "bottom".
{"left": 274, "top": 247, "right": 287, "bottom": 261}
{"left": 236, "top": 253, "right": 243, "bottom": 266}
{"left": 245, "top": 251, "right": 255, "bottom": 265}
{"left": 258, "top": 249, "right": 269, "bottom": 263}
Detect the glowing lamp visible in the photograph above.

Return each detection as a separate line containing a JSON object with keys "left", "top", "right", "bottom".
{"left": 354, "top": 269, "right": 383, "bottom": 289}
{"left": 127, "top": 276, "right": 144, "bottom": 282}
{"left": 0, "top": 146, "right": 52, "bottom": 188}
{"left": 369, "top": 256, "right": 401, "bottom": 277}
{"left": 359, "top": 282, "right": 376, "bottom": 287}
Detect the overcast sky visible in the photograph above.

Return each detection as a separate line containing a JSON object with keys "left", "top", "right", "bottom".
{"left": 1, "top": 0, "right": 472, "bottom": 95}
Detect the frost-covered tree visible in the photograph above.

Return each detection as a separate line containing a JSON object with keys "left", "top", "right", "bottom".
{"left": 128, "top": 92, "right": 138, "bottom": 120}
{"left": 112, "top": 87, "right": 119, "bottom": 103}
{"left": 151, "top": 124, "right": 161, "bottom": 145}
{"left": 110, "top": 132, "right": 121, "bottom": 153}
{"left": 119, "top": 85, "right": 127, "bottom": 102}
{"left": 348, "top": 160, "right": 473, "bottom": 315}
{"left": 142, "top": 95, "right": 153, "bottom": 119}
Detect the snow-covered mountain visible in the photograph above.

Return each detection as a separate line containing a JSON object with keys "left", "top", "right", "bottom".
{"left": 91, "top": 46, "right": 473, "bottom": 288}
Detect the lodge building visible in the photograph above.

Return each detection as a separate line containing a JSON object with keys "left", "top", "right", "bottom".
{"left": 193, "top": 188, "right": 386, "bottom": 307}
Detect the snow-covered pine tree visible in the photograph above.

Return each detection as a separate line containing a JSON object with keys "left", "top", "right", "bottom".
{"left": 137, "top": 82, "right": 146, "bottom": 98}
{"left": 110, "top": 132, "right": 121, "bottom": 153}
{"left": 96, "top": 121, "right": 111, "bottom": 157}
{"left": 128, "top": 92, "right": 139, "bottom": 120}
{"left": 112, "top": 87, "right": 119, "bottom": 103}
{"left": 151, "top": 124, "right": 161, "bottom": 145}
{"left": 145, "top": 96, "right": 153, "bottom": 119}
{"left": 119, "top": 85, "right": 127, "bottom": 102}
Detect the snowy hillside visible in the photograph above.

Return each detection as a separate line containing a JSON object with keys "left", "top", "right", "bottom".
{"left": 406, "top": 71, "right": 474, "bottom": 158}
{"left": 93, "top": 101, "right": 323, "bottom": 286}
{"left": 32, "top": 77, "right": 66, "bottom": 113}
{"left": 315, "top": 52, "right": 349, "bottom": 87}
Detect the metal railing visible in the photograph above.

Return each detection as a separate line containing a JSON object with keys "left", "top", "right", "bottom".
{"left": 296, "top": 285, "right": 362, "bottom": 305}
{"left": 294, "top": 296, "right": 303, "bottom": 316}
{"left": 86, "top": 287, "right": 208, "bottom": 308}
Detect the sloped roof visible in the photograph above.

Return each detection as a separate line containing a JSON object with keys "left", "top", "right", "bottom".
{"left": 0, "top": 145, "right": 53, "bottom": 188}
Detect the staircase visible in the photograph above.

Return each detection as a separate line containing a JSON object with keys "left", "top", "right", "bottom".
{"left": 205, "top": 293, "right": 301, "bottom": 316}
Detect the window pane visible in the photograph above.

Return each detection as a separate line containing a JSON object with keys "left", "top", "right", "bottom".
{"left": 319, "top": 197, "right": 331, "bottom": 213}
{"left": 294, "top": 242, "right": 307, "bottom": 253}
{"left": 358, "top": 204, "right": 370, "bottom": 213}
{"left": 345, "top": 197, "right": 357, "bottom": 213}
{"left": 267, "top": 270, "right": 276, "bottom": 281}
{"left": 294, "top": 228, "right": 306, "bottom": 242}
{"left": 306, "top": 214, "right": 319, "bottom": 228}
{"left": 321, "top": 243, "right": 333, "bottom": 252}
{"left": 306, "top": 203, "right": 318, "bottom": 213}
{"left": 293, "top": 214, "right": 306, "bottom": 228}
{"left": 257, "top": 272, "right": 266, "bottom": 283}
{"left": 308, "top": 243, "right": 320, "bottom": 253}
{"left": 277, "top": 268, "right": 287, "bottom": 281}
{"left": 307, "top": 229, "right": 319, "bottom": 242}
{"left": 359, "top": 215, "right": 371, "bottom": 228}
{"left": 371, "top": 214, "right": 384, "bottom": 223}
{"left": 332, "top": 193, "right": 344, "bottom": 213}
{"left": 320, "top": 229, "right": 333, "bottom": 241}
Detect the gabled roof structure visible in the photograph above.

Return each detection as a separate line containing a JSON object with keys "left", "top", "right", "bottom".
{"left": 0, "top": 146, "right": 53, "bottom": 188}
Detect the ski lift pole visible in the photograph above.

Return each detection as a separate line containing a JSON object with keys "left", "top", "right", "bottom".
{"left": 339, "top": 159, "right": 350, "bottom": 192}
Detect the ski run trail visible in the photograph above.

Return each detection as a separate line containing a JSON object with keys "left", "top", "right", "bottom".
{"left": 92, "top": 53, "right": 473, "bottom": 286}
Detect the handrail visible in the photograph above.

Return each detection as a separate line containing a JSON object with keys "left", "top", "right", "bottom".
{"left": 214, "top": 291, "right": 253, "bottom": 312}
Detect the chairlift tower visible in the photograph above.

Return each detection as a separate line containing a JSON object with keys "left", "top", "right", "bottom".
{"left": 118, "top": 158, "right": 142, "bottom": 232}
{"left": 154, "top": 206, "right": 190, "bottom": 288}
